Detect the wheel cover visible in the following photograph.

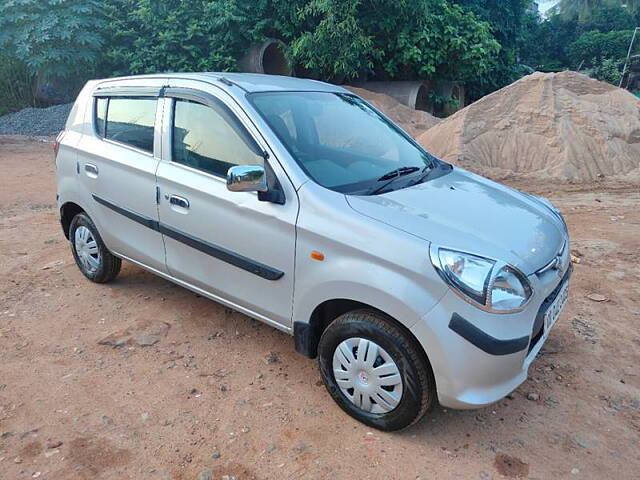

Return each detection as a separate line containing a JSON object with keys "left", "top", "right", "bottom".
{"left": 332, "top": 337, "right": 403, "bottom": 414}
{"left": 74, "top": 225, "right": 101, "bottom": 274}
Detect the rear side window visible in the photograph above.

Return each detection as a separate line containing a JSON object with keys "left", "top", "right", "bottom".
{"left": 172, "top": 99, "right": 263, "bottom": 177}
{"left": 95, "top": 97, "right": 157, "bottom": 153}
{"left": 95, "top": 97, "right": 107, "bottom": 137}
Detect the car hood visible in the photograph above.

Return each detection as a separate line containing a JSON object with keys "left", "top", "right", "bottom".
{"left": 346, "top": 167, "right": 566, "bottom": 274}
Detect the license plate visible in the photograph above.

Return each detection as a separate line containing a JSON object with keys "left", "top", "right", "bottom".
{"left": 544, "top": 281, "right": 569, "bottom": 332}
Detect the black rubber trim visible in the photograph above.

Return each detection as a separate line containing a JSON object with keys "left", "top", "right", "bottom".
{"left": 293, "top": 321, "right": 319, "bottom": 358}
{"left": 448, "top": 313, "right": 529, "bottom": 356}
{"left": 92, "top": 194, "right": 284, "bottom": 281}
{"left": 157, "top": 223, "right": 283, "bottom": 280}
{"left": 93, "top": 195, "right": 159, "bottom": 230}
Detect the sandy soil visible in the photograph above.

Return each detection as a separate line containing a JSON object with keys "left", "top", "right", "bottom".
{"left": 0, "top": 136, "right": 639, "bottom": 480}
{"left": 418, "top": 72, "right": 640, "bottom": 182}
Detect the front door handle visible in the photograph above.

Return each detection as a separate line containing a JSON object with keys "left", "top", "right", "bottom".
{"left": 169, "top": 195, "right": 190, "bottom": 209}
{"left": 84, "top": 163, "right": 99, "bottom": 177}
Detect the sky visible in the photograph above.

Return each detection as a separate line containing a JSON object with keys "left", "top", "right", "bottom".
{"left": 538, "top": 0, "right": 560, "bottom": 15}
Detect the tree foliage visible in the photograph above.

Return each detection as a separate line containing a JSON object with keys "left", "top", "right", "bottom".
{"left": 0, "top": 0, "right": 106, "bottom": 78}
{"left": 453, "top": 0, "right": 532, "bottom": 99}
{"left": 555, "top": 0, "right": 640, "bottom": 20}
{"left": 103, "top": 0, "right": 298, "bottom": 74}
{"left": 569, "top": 29, "right": 636, "bottom": 63}
{"left": 0, "top": 55, "right": 35, "bottom": 115}
{"left": 101, "top": 0, "right": 500, "bottom": 84}
{"left": 289, "top": 0, "right": 500, "bottom": 82}
{"left": 578, "top": 5, "right": 636, "bottom": 32}
{"left": 520, "top": 1, "right": 638, "bottom": 83}
{"left": 1, "top": 0, "right": 638, "bottom": 114}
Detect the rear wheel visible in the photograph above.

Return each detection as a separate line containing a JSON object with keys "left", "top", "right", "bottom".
{"left": 318, "top": 309, "right": 436, "bottom": 431}
{"left": 69, "top": 212, "right": 121, "bottom": 283}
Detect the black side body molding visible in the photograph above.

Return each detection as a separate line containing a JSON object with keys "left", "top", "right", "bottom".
{"left": 448, "top": 313, "right": 529, "bottom": 356}
{"left": 93, "top": 195, "right": 159, "bottom": 230}
{"left": 92, "top": 194, "right": 284, "bottom": 281}
{"left": 157, "top": 223, "right": 283, "bottom": 280}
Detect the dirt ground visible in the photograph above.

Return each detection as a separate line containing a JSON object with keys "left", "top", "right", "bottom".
{"left": 0, "top": 136, "right": 639, "bottom": 480}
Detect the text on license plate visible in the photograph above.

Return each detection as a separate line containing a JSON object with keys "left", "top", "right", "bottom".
{"left": 544, "top": 281, "right": 569, "bottom": 332}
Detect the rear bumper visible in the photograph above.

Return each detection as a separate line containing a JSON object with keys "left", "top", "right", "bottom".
{"left": 412, "top": 266, "right": 571, "bottom": 409}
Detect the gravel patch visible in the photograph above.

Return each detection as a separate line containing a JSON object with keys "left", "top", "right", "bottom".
{"left": 0, "top": 103, "right": 73, "bottom": 136}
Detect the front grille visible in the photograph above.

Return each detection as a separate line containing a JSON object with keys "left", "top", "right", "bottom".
{"left": 528, "top": 265, "right": 573, "bottom": 354}
{"left": 536, "top": 240, "right": 569, "bottom": 276}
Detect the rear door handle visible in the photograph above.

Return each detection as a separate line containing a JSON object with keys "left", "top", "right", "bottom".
{"left": 84, "top": 163, "right": 98, "bottom": 177}
{"left": 169, "top": 195, "right": 190, "bottom": 209}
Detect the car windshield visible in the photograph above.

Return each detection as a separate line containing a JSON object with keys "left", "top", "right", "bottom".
{"left": 249, "top": 91, "right": 438, "bottom": 194}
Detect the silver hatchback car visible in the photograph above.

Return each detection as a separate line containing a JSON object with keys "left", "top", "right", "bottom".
{"left": 55, "top": 73, "right": 571, "bottom": 430}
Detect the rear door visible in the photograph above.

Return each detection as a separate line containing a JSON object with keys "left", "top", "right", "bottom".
{"left": 76, "top": 82, "right": 167, "bottom": 272}
{"left": 155, "top": 82, "right": 298, "bottom": 329}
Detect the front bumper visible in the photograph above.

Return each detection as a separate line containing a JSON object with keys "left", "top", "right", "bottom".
{"left": 411, "top": 265, "right": 572, "bottom": 409}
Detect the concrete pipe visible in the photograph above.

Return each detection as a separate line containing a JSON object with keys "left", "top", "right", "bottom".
{"left": 435, "top": 80, "right": 465, "bottom": 116}
{"left": 238, "top": 39, "right": 292, "bottom": 76}
{"left": 351, "top": 81, "right": 431, "bottom": 111}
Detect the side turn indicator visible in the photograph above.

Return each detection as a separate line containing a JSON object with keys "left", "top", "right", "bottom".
{"left": 310, "top": 251, "right": 325, "bottom": 261}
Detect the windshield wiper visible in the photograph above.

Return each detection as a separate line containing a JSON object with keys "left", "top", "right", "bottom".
{"left": 377, "top": 166, "right": 420, "bottom": 181}
{"left": 407, "top": 162, "right": 452, "bottom": 187}
{"left": 367, "top": 166, "right": 420, "bottom": 195}
{"left": 406, "top": 165, "right": 434, "bottom": 187}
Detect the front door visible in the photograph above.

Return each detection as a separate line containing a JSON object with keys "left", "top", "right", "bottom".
{"left": 155, "top": 86, "right": 298, "bottom": 329}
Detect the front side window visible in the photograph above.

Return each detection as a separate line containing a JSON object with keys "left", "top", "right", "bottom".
{"left": 250, "top": 92, "right": 438, "bottom": 194}
{"left": 95, "top": 97, "right": 157, "bottom": 153}
{"left": 172, "top": 99, "right": 263, "bottom": 177}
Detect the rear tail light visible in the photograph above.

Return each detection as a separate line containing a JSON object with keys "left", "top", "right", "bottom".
{"left": 53, "top": 131, "right": 64, "bottom": 164}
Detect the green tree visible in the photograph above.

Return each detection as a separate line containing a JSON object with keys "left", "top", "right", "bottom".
{"left": 0, "top": 0, "right": 106, "bottom": 78}
{"left": 578, "top": 5, "right": 636, "bottom": 32}
{"left": 103, "top": 0, "right": 298, "bottom": 75}
{"left": 290, "top": 0, "right": 500, "bottom": 82}
{"left": 453, "top": 0, "right": 531, "bottom": 100}
{"left": 555, "top": 0, "right": 640, "bottom": 20}
{"left": 569, "top": 29, "right": 637, "bottom": 62}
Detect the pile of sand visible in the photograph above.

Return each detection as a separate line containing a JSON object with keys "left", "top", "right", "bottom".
{"left": 418, "top": 71, "right": 640, "bottom": 182}
{"left": 345, "top": 86, "right": 440, "bottom": 138}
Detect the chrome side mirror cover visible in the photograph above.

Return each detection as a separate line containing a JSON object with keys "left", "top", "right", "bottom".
{"left": 226, "top": 165, "right": 268, "bottom": 193}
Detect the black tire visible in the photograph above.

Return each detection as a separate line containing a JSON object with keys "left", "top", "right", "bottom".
{"left": 69, "top": 212, "right": 121, "bottom": 283}
{"left": 318, "top": 309, "right": 436, "bottom": 431}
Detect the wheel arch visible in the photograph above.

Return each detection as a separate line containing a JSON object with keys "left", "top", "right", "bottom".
{"left": 60, "top": 201, "right": 85, "bottom": 239}
{"left": 294, "top": 298, "right": 429, "bottom": 366}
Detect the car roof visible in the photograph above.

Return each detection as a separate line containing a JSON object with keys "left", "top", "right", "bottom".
{"left": 205, "top": 72, "right": 347, "bottom": 93}
{"left": 100, "top": 72, "right": 348, "bottom": 94}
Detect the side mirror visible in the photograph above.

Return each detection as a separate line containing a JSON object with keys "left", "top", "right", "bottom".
{"left": 226, "top": 165, "right": 268, "bottom": 193}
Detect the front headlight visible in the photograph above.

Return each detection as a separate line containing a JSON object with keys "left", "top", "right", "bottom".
{"left": 490, "top": 265, "right": 532, "bottom": 311}
{"left": 430, "top": 246, "right": 533, "bottom": 313}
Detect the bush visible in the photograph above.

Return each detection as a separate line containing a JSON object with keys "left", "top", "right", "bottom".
{"left": 569, "top": 30, "right": 637, "bottom": 63}
{"left": 0, "top": 55, "right": 36, "bottom": 116}
{"left": 590, "top": 57, "right": 624, "bottom": 85}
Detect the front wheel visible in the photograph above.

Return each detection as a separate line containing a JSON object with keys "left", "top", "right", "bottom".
{"left": 318, "top": 309, "right": 436, "bottom": 431}
{"left": 69, "top": 212, "right": 121, "bottom": 283}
